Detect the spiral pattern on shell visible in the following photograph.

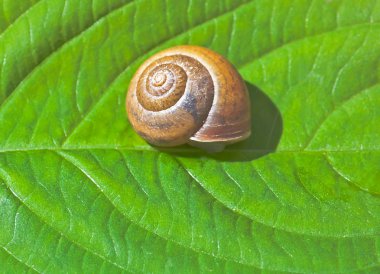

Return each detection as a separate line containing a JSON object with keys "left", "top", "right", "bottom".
{"left": 137, "top": 62, "right": 189, "bottom": 111}
{"left": 127, "top": 45, "right": 251, "bottom": 148}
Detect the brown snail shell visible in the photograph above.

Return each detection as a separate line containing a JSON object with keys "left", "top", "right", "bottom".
{"left": 126, "top": 45, "right": 251, "bottom": 152}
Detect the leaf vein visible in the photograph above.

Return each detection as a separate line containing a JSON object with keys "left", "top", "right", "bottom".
{"left": 0, "top": 166, "right": 130, "bottom": 272}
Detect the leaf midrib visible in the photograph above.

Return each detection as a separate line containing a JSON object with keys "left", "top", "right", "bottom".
{"left": 2, "top": 145, "right": 378, "bottom": 272}
{"left": 0, "top": 147, "right": 378, "bottom": 153}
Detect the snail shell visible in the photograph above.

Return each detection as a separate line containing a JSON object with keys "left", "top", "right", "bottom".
{"left": 126, "top": 45, "right": 251, "bottom": 151}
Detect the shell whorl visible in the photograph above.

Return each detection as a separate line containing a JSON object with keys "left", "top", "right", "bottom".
{"left": 128, "top": 53, "right": 215, "bottom": 146}
{"left": 137, "top": 62, "right": 188, "bottom": 111}
{"left": 126, "top": 45, "right": 251, "bottom": 148}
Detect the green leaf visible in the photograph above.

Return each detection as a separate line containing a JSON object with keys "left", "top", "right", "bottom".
{"left": 0, "top": 0, "right": 379, "bottom": 273}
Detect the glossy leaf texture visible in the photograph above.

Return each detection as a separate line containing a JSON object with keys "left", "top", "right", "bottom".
{"left": 0, "top": 0, "right": 380, "bottom": 273}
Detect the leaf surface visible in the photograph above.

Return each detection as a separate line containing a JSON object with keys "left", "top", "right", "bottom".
{"left": 0, "top": 0, "right": 379, "bottom": 273}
